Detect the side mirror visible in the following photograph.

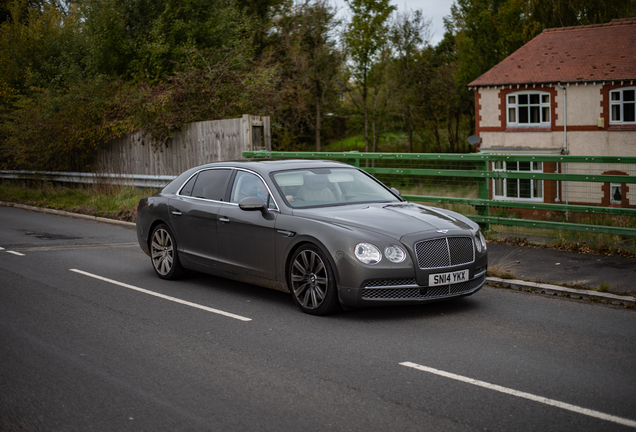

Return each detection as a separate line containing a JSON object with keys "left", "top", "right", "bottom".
{"left": 239, "top": 196, "right": 266, "bottom": 213}
{"left": 390, "top": 187, "right": 401, "bottom": 197}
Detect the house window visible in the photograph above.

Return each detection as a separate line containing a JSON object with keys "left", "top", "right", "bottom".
{"left": 610, "top": 87, "right": 636, "bottom": 124}
{"left": 493, "top": 161, "right": 543, "bottom": 201}
{"left": 610, "top": 183, "right": 622, "bottom": 204}
{"left": 507, "top": 92, "right": 550, "bottom": 127}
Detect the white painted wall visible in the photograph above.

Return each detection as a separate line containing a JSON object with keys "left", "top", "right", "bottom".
{"left": 478, "top": 88, "right": 501, "bottom": 128}
{"left": 481, "top": 131, "right": 562, "bottom": 152}
{"left": 553, "top": 84, "right": 603, "bottom": 127}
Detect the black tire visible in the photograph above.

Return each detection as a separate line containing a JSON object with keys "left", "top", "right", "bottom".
{"left": 289, "top": 245, "right": 341, "bottom": 315}
{"left": 150, "top": 224, "right": 184, "bottom": 280}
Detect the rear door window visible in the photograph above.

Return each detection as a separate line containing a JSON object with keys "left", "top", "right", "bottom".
{"left": 189, "top": 169, "right": 231, "bottom": 201}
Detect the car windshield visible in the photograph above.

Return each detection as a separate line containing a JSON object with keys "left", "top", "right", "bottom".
{"left": 272, "top": 167, "right": 399, "bottom": 208}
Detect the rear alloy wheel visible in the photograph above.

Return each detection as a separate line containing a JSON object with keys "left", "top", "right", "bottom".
{"left": 150, "top": 224, "right": 184, "bottom": 280}
{"left": 289, "top": 245, "right": 340, "bottom": 315}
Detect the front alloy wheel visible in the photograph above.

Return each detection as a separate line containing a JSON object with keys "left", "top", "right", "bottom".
{"left": 150, "top": 224, "right": 184, "bottom": 280}
{"left": 289, "top": 245, "right": 340, "bottom": 315}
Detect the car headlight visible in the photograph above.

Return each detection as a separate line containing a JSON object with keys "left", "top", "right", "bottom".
{"left": 354, "top": 243, "right": 381, "bottom": 265}
{"left": 384, "top": 244, "right": 406, "bottom": 263}
{"left": 475, "top": 230, "right": 487, "bottom": 253}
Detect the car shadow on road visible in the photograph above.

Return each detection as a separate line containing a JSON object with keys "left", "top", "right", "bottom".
{"left": 335, "top": 296, "right": 482, "bottom": 322}
{"left": 151, "top": 269, "right": 483, "bottom": 320}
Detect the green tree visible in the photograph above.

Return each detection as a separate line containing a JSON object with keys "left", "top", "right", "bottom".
{"left": 0, "top": 0, "right": 86, "bottom": 97}
{"left": 236, "top": 0, "right": 286, "bottom": 56}
{"left": 280, "top": 0, "right": 342, "bottom": 151}
{"left": 273, "top": 0, "right": 344, "bottom": 151}
{"left": 524, "top": 0, "right": 636, "bottom": 36}
{"left": 389, "top": 9, "right": 430, "bottom": 152}
{"left": 80, "top": 0, "right": 253, "bottom": 80}
{"left": 344, "top": 0, "right": 395, "bottom": 152}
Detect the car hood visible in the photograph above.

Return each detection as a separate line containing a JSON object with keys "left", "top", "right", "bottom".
{"left": 293, "top": 202, "right": 476, "bottom": 239}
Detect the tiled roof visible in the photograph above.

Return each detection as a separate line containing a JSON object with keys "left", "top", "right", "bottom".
{"left": 469, "top": 17, "right": 636, "bottom": 87}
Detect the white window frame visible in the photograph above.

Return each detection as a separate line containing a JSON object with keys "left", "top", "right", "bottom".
{"left": 506, "top": 91, "right": 551, "bottom": 128}
{"left": 609, "top": 87, "right": 636, "bottom": 124}
{"left": 610, "top": 183, "right": 622, "bottom": 204}
{"left": 492, "top": 161, "right": 544, "bottom": 201}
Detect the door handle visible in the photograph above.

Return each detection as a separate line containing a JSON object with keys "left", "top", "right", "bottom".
{"left": 219, "top": 216, "right": 230, "bottom": 223}
{"left": 171, "top": 210, "right": 182, "bottom": 216}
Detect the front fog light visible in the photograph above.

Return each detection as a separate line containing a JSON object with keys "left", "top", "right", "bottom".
{"left": 384, "top": 245, "right": 406, "bottom": 263}
{"left": 354, "top": 243, "right": 381, "bottom": 265}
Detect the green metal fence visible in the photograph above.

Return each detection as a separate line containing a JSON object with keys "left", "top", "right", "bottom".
{"left": 243, "top": 150, "right": 636, "bottom": 238}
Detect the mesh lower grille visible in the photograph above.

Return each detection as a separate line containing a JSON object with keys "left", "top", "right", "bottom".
{"left": 365, "top": 279, "right": 417, "bottom": 288}
{"left": 362, "top": 274, "right": 485, "bottom": 300}
{"left": 415, "top": 237, "right": 474, "bottom": 269}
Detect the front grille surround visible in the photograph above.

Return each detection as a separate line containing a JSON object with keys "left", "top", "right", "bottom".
{"left": 362, "top": 274, "right": 485, "bottom": 300}
{"left": 415, "top": 236, "right": 474, "bottom": 269}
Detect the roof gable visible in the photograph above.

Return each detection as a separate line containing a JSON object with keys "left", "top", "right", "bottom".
{"left": 469, "top": 18, "right": 636, "bottom": 87}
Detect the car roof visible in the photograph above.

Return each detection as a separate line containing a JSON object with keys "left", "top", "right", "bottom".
{"left": 197, "top": 159, "right": 353, "bottom": 174}
{"left": 162, "top": 159, "right": 355, "bottom": 194}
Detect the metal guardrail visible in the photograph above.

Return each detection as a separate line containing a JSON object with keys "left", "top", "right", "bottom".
{"left": 3, "top": 152, "right": 635, "bottom": 238}
{"left": 242, "top": 150, "right": 636, "bottom": 237}
{"left": 0, "top": 170, "right": 176, "bottom": 188}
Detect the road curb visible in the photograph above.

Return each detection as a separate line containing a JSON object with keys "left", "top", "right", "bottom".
{"left": 487, "top": 277, "right": 635, "bottom": 305}
{"left": 0, "top": 201, "right": 136, "bottom": 228}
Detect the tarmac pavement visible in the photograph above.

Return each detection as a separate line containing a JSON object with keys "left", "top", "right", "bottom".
{"left": 487, "top": 242, "right": 636, "bottom": 294}
{"left": 487, "top": 242, "right": 636, "bottom": 306}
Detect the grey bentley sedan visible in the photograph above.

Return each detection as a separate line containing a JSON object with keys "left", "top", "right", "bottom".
{"left": 136, "top": 159, "right": 488, "bottom": 315}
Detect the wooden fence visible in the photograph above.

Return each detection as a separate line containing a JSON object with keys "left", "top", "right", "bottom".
{"left": 94, "top": 115, "right": 270, "bottom": 176}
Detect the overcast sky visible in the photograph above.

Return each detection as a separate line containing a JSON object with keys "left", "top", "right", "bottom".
{"left": 333, "top": 0, "right": 456, "bottom": 46}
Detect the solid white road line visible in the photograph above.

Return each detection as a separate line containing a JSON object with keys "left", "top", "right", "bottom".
{"left": 70, "top": 269, "right": 252, "bottom": 322}
{"left": 6, "top": 251, "right": 25, "bottom": 256}
{"left": 400, "top": 362, "right": 636, "bottom": 428}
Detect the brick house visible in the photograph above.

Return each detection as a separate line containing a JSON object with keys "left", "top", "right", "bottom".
{"left": 468, "top": 18, "right": 636, "bottom": 209}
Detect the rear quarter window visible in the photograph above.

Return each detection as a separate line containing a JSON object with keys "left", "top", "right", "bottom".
{"left": 183, "top": 169, "right": 231, "bottom": 201}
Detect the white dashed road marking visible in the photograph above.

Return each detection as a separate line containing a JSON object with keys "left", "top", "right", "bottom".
{"left": 400, "top": 362, "right": 636, "bottom": 428}
{"left": 6, "top": 251, "right": 25, "bottom": 256}
{"left": 70, "top": 269, "right": 252, "bottom": 322}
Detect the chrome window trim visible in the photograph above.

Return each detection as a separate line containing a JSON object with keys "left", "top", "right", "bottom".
{"left": 230, "top": 167, "right": 280, "bottom": 212}
{"left": 176, "top": 167, "right": 233, "bottom": 203}
{"left": 174, "top": 167, "right": 280, "bottom": 211}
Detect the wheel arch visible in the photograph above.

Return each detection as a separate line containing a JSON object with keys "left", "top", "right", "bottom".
{"left": 283, "top": 237, "right": 342, "bottom": 292}
{"left": 147, "top": 219, "right": 172, "bottom": 251}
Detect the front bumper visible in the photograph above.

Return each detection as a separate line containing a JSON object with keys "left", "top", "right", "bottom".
{"left": 337, "top": 266, "right": 487, "bottom": 308}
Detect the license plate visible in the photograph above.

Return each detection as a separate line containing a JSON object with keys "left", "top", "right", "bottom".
{"left": 429, "top": 269, "right": 469, "bottom": 286}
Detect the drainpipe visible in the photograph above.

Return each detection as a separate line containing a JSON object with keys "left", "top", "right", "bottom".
{"left": 557, "top": 82, "right": 569, "bottom": 220}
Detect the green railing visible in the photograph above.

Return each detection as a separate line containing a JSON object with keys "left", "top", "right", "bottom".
{"left": 243, "top": 150, "right": 636, "bottom": 238}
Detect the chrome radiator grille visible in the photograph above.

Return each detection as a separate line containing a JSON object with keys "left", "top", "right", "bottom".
{"left": 415, "top": 237, "right": 474, "bottom": 269}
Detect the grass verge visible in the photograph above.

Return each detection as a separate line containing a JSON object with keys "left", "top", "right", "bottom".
{"left": 0, "top": 182, "right": 157, "bottom": 222}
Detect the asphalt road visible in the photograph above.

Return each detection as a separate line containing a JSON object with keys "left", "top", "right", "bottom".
{"left": 1, "top": 205, "right": 635, "bottom": 432}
